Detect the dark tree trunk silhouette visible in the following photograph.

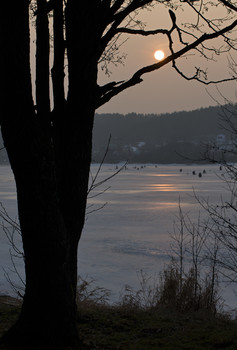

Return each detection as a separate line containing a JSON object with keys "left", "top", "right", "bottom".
{"left": 0, "top": 1, "right": 88, "bottom": 348}
{"left": 0, "top": 0, "right": 236, "bottom": 349}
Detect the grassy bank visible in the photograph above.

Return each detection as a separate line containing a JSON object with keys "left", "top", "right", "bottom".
{"left": 1, "top": 296, "right": 237, "bottom": 350}
{"left": 78, "top": 304, "right": 237, "bottom": 349}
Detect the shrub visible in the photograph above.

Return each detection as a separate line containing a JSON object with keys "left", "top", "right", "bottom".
{"left": 76, "top": 276, "right": 111, "bottom": 309}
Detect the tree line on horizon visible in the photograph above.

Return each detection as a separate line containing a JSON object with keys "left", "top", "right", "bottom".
{"left": 93, "top": 105, "right": 237, "bottom": 163}
{"left": 0, "top": 105, "right": 235, "bottom": 165}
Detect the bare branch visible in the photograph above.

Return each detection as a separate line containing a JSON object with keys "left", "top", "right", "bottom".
{"left": 115, "top": 27, "right": 169, "bottom": 36}
{"left": 100, "top": 0, "right": 153, "bottom": 54}
{"left": 218, "top": 0, "right": 237, "bottom": 12}
{"left": 96, "top": 17, "right": 237, "bottom": 108}
{"left": 172, "top": 61, "right": 236, "bottom": 85}
{"left": 110, "top": 0, "right": 126, "bottom": 16}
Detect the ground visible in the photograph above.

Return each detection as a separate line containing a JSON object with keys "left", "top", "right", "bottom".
{"left": 1, "top": 296, "right": 237, "bottom": 350}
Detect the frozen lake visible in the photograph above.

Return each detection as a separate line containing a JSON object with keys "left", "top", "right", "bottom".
{"left": 0, "top": 163, "right": 236, "bottom": 310}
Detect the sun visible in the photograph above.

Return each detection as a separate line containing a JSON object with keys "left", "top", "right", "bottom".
{"left": 154, "top": 50, "right": 165, "bottom": 61}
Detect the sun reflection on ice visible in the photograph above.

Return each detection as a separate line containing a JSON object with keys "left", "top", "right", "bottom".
{"left": 149, "top": 184, "right": 176, "bottom": 192}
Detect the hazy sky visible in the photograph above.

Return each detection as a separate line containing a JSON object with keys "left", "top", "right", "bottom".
{"left": 97, "top": 4, "right": 237, "bottom": 115}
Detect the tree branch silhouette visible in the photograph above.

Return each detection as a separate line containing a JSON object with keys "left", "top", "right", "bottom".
{"left": 97, "top": 17, "right": 237, "bottom": 108}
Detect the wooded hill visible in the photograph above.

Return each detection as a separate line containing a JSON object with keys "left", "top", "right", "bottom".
{"left": 0, "top": 105, "right": 236, "bottom": 165}
{"left": 92, "top": 105, "right": 236, "bottom": 163}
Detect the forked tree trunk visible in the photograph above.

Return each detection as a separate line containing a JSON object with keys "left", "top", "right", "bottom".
{"left": 2, "top": 103, "right": 94, "bottom": 349}
{"left": 0, "top": 1, "right": 102, "bottom": 349}
{"left": 1, "top": 3, "right": 83, "bottom": 350}
{"left": 1, "top": 104, "right": 92, "bottom": 349}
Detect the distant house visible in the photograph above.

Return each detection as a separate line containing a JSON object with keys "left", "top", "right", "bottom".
{"left": 216, "top": 134, "right": 226, "bottom": 146}
{"left": 137, "top": 141, "right": 145, "bottom": 148}
{"left": 123, "top": 141, "right": 146, "bottom": 155}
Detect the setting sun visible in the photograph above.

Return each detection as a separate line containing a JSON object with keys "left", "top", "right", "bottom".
{"left": 154, "top": 50, "right": 165, "bottom": 61}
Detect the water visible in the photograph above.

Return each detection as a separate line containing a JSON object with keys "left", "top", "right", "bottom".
{"left": 0, "top": 163, "right": 236, "bottom": 311}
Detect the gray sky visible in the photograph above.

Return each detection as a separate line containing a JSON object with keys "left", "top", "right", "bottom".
{"left": 97, "top": 4, "right": 237, "bottom": 115}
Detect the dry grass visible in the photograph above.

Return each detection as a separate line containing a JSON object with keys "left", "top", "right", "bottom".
{"left": 1, "top": 284, "right": 237, "bottom": 350}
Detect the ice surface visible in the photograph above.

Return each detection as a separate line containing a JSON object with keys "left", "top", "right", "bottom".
{"left": 82, "top": 164, "right": 233, "bottom": 304}
{"left": 0, "top": 164, "right": 236, "bottom": 311}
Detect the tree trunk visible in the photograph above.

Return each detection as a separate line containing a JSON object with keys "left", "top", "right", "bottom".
{"left": 2, "top": 123, "right": 80, "bottom": 350}
{"left": 1, "top": 1, "right": 103, "bottom": 349}
{"left": 0, "top": 1, "right": 81, "bottom": 348}
{"left": 51, "top": 0, "right": 65, "bottom": 113}
{"left": 36, "top": 0, "right": 50, "bottom": 120}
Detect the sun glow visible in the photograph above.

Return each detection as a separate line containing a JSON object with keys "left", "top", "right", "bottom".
{"left": 154, "top": 50, "right": 165, "bottom": 61}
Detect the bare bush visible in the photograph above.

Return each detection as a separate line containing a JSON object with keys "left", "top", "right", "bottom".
{"left": 0, "top": 203, "right": 25, "bottom": 297}
{"left": 118, "top": 270, "right": 160, "bottom": 310}
{"left": 76, "top": 276, "right": 111, "bottom": 309}
{"left": 119, "top": 254, "right": 222, "bottom": 314}
{"left": 157, "top": 260, "right": 221, "bottom": 313}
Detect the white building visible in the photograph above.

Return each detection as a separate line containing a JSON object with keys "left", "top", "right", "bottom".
{"left": 216, "top": 134, "right": 226, "bottom": 146}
